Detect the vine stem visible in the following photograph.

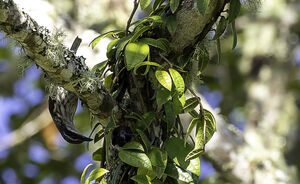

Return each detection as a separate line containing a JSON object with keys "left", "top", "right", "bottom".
{"left": 159, "top": 53, "right": 173, "bottom": 68}
{"left": 188, "top": 87, "right": 207, "bottom": 151}
{"left": 125, "top": 0, "right": 140, "bottom": 36}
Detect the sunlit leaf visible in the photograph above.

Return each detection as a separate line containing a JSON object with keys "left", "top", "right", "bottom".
{"left": 183, "top": 97, "right": 199, "bottom": 113}
{"left": 122, "top": 141, "right": 145, "bottom": 152}
{"left": 165, "top": 163, "right": 193, "bottom": 183}
{"left": 155, "top": 70, "right": 172, "bottom": 91}
{"left": 140, "top": 0, "right": 152, "bottom": 10}
{"left": 90, "top": 30, "right": 122, "bottom": 49}
{"left": 85, "top": 168, "right": 109, "bottom": 184}
{"left": 139, "top": 38, "right": 170, "bottom": 52}
{"left": 119, "top": 149, "right": 152, "bottom": 170}
{"left": 169, "top": 68, "right": 185, "bottom": 95}
{"left": 134, "top": 61, "right": 163, "bottom": 75}
{"left": 131, "top": 26, "right": 150, "bottom": 43}
{"left": 125, "top": 42, "right": 150, "bottom": 70}
{"left": 80, "top": 164, "right": 93, "bottom": 184}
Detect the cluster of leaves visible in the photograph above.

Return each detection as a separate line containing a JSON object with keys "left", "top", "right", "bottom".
{"left": 81, "top": 0, "right": 242, "bottom": 183}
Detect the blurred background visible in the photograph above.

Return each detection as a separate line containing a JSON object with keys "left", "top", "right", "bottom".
{"left": 0, "top": 0, "right": 300, "bottom": 183}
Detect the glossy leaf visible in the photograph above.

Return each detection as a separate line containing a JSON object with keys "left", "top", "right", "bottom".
{"left": 131, "top": 26, "right": 150, "bottom": 43}
{"left": 213, "top": 16, "right": 228, "bottom": 40}
{"left": 169, "top": 68, "right": 185, "bottom": 95}
{"left": 156, "top": 86, "right": 172, "bottom": 108}
{"left": 136, "top": 129, "right": 151, "bottom": 151}
{"left": 183, "top": 97, "right": 199, "bottom": 113}
{"left": 184, "top": 118, "right": 200, "bottom": 146}
{"left": 119, "top": 149, "right": 152, "bottom": 170}
{"left": 197, "top": 0, "right": 210, "bottom": 15}
{"left": 125, "top": 42, "right": 150, "bottom": 70}
{"left": 140, "top": 0, "right": 152, "bottom": 10}
{"left": 155, "top": 70, "right": 172, "bottom": 91}
{"left": 106, "top": 38, "right": 120, "bottom": 58}
{"left": 90, "top": 30, "right": 122, "bottom": 49}
{"left": 122, "top": 141, "right": 145, "bottom": 152}
{"left": 80, "top": 164, "right": 93, "bottom": 184}
{"left": 170, "top": 0, "right": 180, "bottom": 13}
{"left": 165, "top": 137, "right": 200, "bottom": 176}
{"left": 85, "top": 168, "right": 109, "bottom": 184}
{"left": 165, "top": 163, "right": 193, "bottom": 183}
{"left": 148, "top": 147, "right": 168, "bottom": 178}
{"left": 134, "top": 61, "right": 163, "bottom": 75}
{"left": 139, "top": 38, "right": 170, "bottom": 52}
{"left": 137, "top": 168, "right": 156, "bottom": 180}
{"left": 115, "top": 36, "right": 132, "bottom": 60}
{"left": 228, "top": 0, "right": 241, "bottom": 23}
{"left": 131, "top": 175, "right": 151, "bottom": 184}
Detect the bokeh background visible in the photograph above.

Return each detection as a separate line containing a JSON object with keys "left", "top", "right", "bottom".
{"left": 0, "top": 0, "right": 300, "bottom": 183}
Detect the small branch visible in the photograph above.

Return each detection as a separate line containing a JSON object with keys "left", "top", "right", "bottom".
{"left": 125, "top": 0, "right": 139, "bottom": 36}
{"left": 159, "top": 53, "right": 173, "bottom": 68}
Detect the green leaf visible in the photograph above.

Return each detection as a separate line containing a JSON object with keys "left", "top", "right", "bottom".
{"left": 151, "top": 179, "right": 164, "bottom": 184}
{"left": 85, "top": 168, "right": 109, "bottom": 184}
{"left": 187, "top": 156, "right": 201, "bottom": 177}
{"left": 148, "top": 147, "right": 168, "bottom": 178}
{"left": 140, "top": 0, "right": 152, "bottom": 10}
{"left": 106, "top": 38, "right": 120, "bottom": 58}
{"left": 125, "top": 42, "right": 150, "bottom": 70}
{"left": 156, "top": 86, "right": 172, "bottom": 108}
{"left": 80, "top": 164, "right": 93, "bottom": 184}
{"left": 136, "top": 129, "right": 151, "bottom": 151}
{"left": 131, "top": 175, "right": 151, "bottom": 184}
{"left": 169, "top": 68, "right": 185, "bottom": 95}
{"left": 119, "top": 149, "right": 152, "bottom": 170}
{"left": 155, "top": 70, "right": 172, "bottom": 91}
{"left": 131, "top": 15, "right": 163, "bottom": 28}
{"left": 184, "top": 118, "right": 200, "bottom": 146}
{"left": 165, "top": 15, "right": 177, "bottom": 36}
{"left": 92, "top": 148, "right": 103, "bottom": 161}
{"left": 104, "top": 73, "right": 113, "bottom": 90}
{"left": 165, "top": 101, "right": 176, "bottom": 132}
{"left": 173, "top": 92, "right": 185, "bottom": 115}
{"left": 134, "top": 61, "right": 163, "bottom": 75}
{"left": 197, "top": 0, "right": 210, "bottom": 15}
{"left": 183, "top": 97, "right": 199, "bottom": 113}
{"left": 139, "top": 38, "right": 170, "bottom": 52}
{"left": 213, "top": 16, "right": 228, "bottom": 40}
{"left": 165, "top": 163, "right": 193, "bottom": 183}
{"left": 185, "top": 110, "right": 216, "bottom": 161}
{"left": 185, "top": 148, "right": 204, "bottom": 161}
{"left": 216, "top": 38, "right": 221, "bottom": 63}
{"left": 115, "top": 36, "right": 132, "bottom": 60}
{"left": 231, "top": 20, "right": 237, "bottom": 50}
{"left": 137, "top": 168, "right": 157, "bottom": 180}
{"left": 90, "top": 30, "right": 122, "bottom": 49}
{"left": 170, "top": 0, "right": 180, "bottom": 13}
{"left": 122, "top": 141, "right": 145, "bottom": 152}
{"left": 131, "top": 26, "right": 150, "bottom": 43}
{"left": 228, "top": 0, "right": 241, "bottom": 23}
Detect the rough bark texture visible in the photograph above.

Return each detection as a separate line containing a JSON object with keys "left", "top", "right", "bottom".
{"left": 0, "top": 0, "right": 114, "bottom": 119}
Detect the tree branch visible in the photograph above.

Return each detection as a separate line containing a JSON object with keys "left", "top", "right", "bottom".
{"left": 0, "top": 0, "right": 115, "bottom": 119}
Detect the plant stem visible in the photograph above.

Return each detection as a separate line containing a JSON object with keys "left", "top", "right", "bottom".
{"left": 125, "top": 0, "right": 139, "bottom": 36}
